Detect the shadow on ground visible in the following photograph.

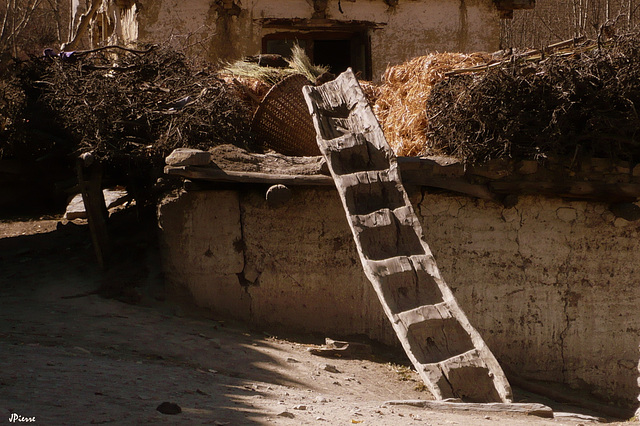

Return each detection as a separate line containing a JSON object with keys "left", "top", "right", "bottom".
{"left": 0, "top": 215, "right": 309, "bottom": 424}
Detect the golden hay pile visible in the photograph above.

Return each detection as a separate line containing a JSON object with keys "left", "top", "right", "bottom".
{"left": 358, "top": 80, "right": 382, "bottom": 106}
{"left": 374, "top": 52, "right": 490, "bottom": 156}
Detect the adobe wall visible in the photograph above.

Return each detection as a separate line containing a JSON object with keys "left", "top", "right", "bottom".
{"left": 158, "top": 186, "right": 640, "bottom": 409}
{"left": 135, "top": 0, "right": 500, "bottom": 81}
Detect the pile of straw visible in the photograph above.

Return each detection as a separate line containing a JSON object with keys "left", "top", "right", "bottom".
{"left": 373, "top": 52, "right": 490, "bottom": 156}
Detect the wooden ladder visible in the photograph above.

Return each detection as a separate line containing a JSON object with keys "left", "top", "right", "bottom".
{"left": 303, "top": 69, "right": 512, "bottom": 403}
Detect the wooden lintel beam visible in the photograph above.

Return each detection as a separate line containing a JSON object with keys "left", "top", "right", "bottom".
{"left": 164, "top": 165, "right": 335, "bottom": 186}
{"left": 260, "top": 18, "right": 386, "bottom": 30}
{"left": 165, "top": 162, "right": 640, "bottom": 202}
{"left": 165, "top": 164, "right": 497, "bottom": 199}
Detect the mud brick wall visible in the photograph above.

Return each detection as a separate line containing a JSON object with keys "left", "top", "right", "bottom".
{"left": 158, "top": 186, "right": 640, "bottom": 408}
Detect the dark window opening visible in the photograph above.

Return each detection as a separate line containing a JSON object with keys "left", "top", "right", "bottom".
{"left": 262, "top": 31, "right": 371, "bottom": 80}
{"left": 313, "top": 39, "right": 350, "bottom": 75}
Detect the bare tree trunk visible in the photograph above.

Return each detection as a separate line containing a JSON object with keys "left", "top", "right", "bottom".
{"left": 508, "top": 0, "right": 640, "bottom": 49}
{"left": 63, "top": 0, "right": 100, "bottom": 51}
{"left": 46, "top": 0, "right": 64, "bottom": 43}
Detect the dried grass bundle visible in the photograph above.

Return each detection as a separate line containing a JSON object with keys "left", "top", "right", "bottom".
{"left": 286, "top": 45, "right": 329, "bottom": 82}
{"left": 374, "top": 52, "right": 490, "bottom": 156}
{"left": 221, "top": 60, "right": 293, "bottom": 86}
{"left": 221, "top": 45, "right": 328, "bottom": 86}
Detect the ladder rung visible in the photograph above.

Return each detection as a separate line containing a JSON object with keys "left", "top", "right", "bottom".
{"left": 413, "top": 348, "right": 483, "bottom": 371}
{"left": 394, "top": 302, "right": 452, "bottom": 327}
{"left": 365, "top": 255, "right": 438, "bottom": 278}
{"left": 439, "top": 348, "right": 484, "bottom": 369}
{"left": 322, "top": 132, "right": 363, "bottom": 152}
{"left": 350, "top": 208, "right": 393, "bottom": 229}
{"left": 350, "top": 205, "right": 416, "bottom": 228}
{"left": 336, "top": 169, "right": 391, "bottom": 188}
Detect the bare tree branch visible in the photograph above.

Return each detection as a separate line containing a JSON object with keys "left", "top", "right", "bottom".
{"left": 505, "top": 0, "right": 640, "bottom": 49}
{"left": 0, "top": 0, "right": 43, "bottom": 56}
{"left": 45, "top": 0, "right": 63, "bottom": 42}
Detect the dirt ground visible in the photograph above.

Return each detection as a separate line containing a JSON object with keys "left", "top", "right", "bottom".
{"left": 0, "top": 214, "right": 634, "bottom": 425}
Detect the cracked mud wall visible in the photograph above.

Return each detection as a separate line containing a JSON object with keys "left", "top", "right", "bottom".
{"left": 238, "top": 188, "right": 395, "bottom": 342}
{"left": 157, "top": 189, "right": 252, "bottom": 319}
{"left": 417, "top": 192, "right": 640, "bottom": 408}
{"left": 132, "top": 0, "right": 499, "bottom": 81}
{"left": 158, "top": 187, "right": 396, "bottom": 344}
{"left": 159, "top": 187, "right": 639, "bottom": 407}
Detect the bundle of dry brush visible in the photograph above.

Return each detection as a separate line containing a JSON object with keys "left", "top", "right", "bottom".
{"left": 5, "top": 35, "right": 640, "bottom": 171}
{"left": 2, "top": 46, "right": 253, "bottom": 169}
{"left": 423, "top": 33, "right": 640, "bottom": 163}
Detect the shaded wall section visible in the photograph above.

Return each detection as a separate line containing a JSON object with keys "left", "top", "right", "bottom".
{"left": 158, "top": 186, "right": 640, "bottom": 408}
{"left": 157, "top": 187, "right": 394, "bottom": 343}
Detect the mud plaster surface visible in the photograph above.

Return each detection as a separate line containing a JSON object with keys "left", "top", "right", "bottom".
{"left": 0, "top": 218, "right": 613, "bottom": 424}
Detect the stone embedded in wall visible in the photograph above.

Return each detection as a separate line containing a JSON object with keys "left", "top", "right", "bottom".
{"left": 594, "top": 204, "right": 607, "bottom": 214}
{"left": 614, "top": 162, "right": 631, "bottom": 174}
{"left": 165, "top": 148, "right": 212, "bottom": 166}
{"left": 500, "top": 206, "right": 520, "bottom": 223}
{"left": 265, "top": 184, "right": 292, "bottom": 208}
{"left": 609, "top": 203, "right": 640, "bottom": 222}
{"left": 588, "top": 157, "right": 618, "bottom": 174}
{"left": 613, "top": 217, "right": 631, "bottom": 228}
{"left": 556, "top": 207, "right": 577, "bottom": 222}
{"left": 516, "top": 160, "right": 538, "bottom": 175}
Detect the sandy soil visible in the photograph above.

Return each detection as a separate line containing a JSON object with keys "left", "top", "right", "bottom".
{"left": 0, "top": 215, "right": 632, "bottom": 425}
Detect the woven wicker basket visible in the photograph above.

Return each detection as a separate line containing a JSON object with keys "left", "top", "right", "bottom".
{"left": 251, "top": 74, "right": 320, "bottom": 157}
